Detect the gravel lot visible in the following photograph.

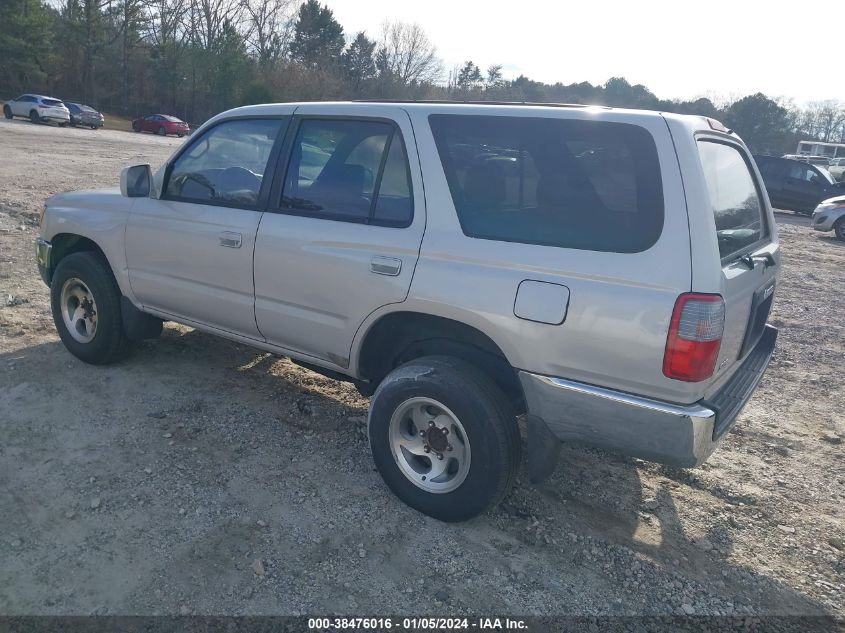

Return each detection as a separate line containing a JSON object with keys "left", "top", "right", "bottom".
{"left": 1, "top": 118, "right": 843, "bottom": 621}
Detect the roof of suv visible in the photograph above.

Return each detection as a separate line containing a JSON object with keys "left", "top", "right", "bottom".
{"left": 204, "top": 100, "right": 734, "bottom": 141}
{"left": 214, "top": 99, "right": 682, "bottom": 120}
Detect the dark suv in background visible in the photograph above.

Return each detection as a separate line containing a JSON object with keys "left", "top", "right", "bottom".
{"left": 753, "top": 155, "right": 845, "bottom": 215}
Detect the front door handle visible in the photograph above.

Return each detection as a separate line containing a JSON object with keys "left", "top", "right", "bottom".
{"left": 219, "top": 231, "right": 242, "bottom": 248}
{"left": 370, "top": 256, "right": 402, "bottom": 276}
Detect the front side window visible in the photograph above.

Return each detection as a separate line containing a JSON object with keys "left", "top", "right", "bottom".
{"left": 698, "top": 140, "right": 767, "bottom": 260}
{"left": 165, "top": 118, "right": 283, "bottom": 208}
{"left": 281, "top": 119, "right": 413, "bottom": 226}
{"left": 429, "top": 115, "right": 664, "bottom": 253}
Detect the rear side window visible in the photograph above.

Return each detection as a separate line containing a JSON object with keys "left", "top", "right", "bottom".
{"left": 281, "top": 119, "right": 413, "bottom": 226}
{"left": 165, "top": 118, "right": 284, "bottom": 208}
{"left": 698, "top": 141, "right": 767, "bottom": 260}
{"left": 428, "top": 115, "right": 664, "bottom": 253}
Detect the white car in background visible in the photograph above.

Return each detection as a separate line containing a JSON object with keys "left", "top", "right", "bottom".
{"left": 3, "top": 94, "right": 70, "bottom": 126}
{"left": 811, "top": 196, "right": 845, "bottom": 240}
{"left": 827, "top": 158, "right": 845, "bottom": 182}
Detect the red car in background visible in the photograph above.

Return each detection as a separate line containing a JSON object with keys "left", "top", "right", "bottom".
{"left": 132, "top": 114, "right": 190, "bottom": 137}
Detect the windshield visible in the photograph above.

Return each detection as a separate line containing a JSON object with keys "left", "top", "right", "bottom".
{"left": 817, "top": 167, "right": 835, "bottom": 184}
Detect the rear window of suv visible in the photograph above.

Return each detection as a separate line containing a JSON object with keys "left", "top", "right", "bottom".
{"left": 698, "top": 140, "right": 768, "bottom": 260}
{"left": 428, "top": 114, "right": 664, "bottom": 253}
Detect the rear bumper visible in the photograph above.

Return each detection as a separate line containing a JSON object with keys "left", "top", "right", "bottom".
{"left": 519, "top": 325, "right": 777, "bottom": 468}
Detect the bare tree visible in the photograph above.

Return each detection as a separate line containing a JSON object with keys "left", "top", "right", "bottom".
{"left": 142, "top": 0, "right": 189, "bottom": 109}
{"left": 240, "top": 0, "right": 295, "bottom": 66}
{"left": 807, "top": 100, "right": 845, "bottom": 143}
{"left": 376, "top": 20, "right": 442, "bottom": 87}
{"left": 190, "top": 0, "right": 242, "bottom": 50}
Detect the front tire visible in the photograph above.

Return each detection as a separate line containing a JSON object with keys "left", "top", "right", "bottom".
{"left": 3, "top": 105, "right": 11, "bottom": 119}
{"left": 368, "top": 356, "right": 520, "bottom": 522}
{"left": 834, "top": 217, "right": 845, "bottom": 242}
{"left": 50, "top": 252, "right": 134, "bottom": 364}
{"left": 157, "top": 126, "right": 166, "bottom": 136}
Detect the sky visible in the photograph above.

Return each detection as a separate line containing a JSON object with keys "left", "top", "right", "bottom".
{"left": 327, "top": 0, "right": 843, "bottom": 105}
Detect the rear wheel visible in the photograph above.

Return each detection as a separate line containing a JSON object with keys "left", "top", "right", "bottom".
{"left": 368, "top": 356, "right": 520, "bottom": 522}
{"left": 834, "top": 218, "right": 845, "bottom": 242}
{"left": 3, "top": 105, "right": 11, "bottom": 119}
{"left": 30, "top": 110, "right": 40, "bottom": 124}
{"left": 50, "top": 252, "right": 134, "bottom": 364}
{"left": 157, "top": 126, "right": 166, "bottom": 136}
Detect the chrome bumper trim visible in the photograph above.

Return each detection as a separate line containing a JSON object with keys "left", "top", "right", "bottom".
{"left": 519, "top": 371, "right": 717, "bottom": 468}
{"left": 534, "top": 376, "right": 716, "bottom": 419}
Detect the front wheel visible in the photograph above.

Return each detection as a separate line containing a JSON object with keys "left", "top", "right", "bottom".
{"left": 368, "top": 356, "right": 521, "bottom": 522}
{"left": 50, "top": 252, "right": 134, "bottom": 364}
{"left": 834, "top": 218, "right": 845, "bottom": 242}
{"left": 157, "top": 126, "right": 166, "bottom": 136}
{"left": 3, "top": 105, "right": 11, "bottom": 119}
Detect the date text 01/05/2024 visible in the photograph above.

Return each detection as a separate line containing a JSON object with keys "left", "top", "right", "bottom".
{"left": 307, "top": 617, "right": 528, "bottom": 630}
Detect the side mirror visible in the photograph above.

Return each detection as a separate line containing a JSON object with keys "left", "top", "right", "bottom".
{"left": 120, "top": 164, "right": 152, "bottom": 198}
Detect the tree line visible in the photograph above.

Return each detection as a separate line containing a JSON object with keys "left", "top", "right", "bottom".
{"left": 2, "top": 0, "right": 844, "bottom": 155}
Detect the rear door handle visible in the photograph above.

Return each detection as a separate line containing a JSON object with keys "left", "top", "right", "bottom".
{"left": 219, "top": 231, "right": 242, "bottom": 248}
{"left": 370, "top": 256, "right": 402, "bottom": 276}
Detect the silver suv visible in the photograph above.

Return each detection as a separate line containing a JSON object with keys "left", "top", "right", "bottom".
{"left": 35, "top": 102, "right": 779, "bottom": 521}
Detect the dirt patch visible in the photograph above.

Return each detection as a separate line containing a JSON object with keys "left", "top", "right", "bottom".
{"left": 1, "top": 117, "right": 843, "bottom": 617}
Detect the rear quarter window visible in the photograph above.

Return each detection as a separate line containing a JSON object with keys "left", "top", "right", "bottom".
{"left": 428, "top": 114, "right": 664, "bottom": 253}
{"left": 698, "top": 140, "right": 768, "bottom": 260}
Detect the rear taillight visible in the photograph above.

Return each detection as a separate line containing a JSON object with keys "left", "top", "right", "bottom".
{"left": 663, "top": 293, "right": 725, "bottom": 382}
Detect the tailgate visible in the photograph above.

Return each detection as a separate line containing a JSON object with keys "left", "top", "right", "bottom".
{"left": 664, "top": 118, "right": 780, "bottom": 398}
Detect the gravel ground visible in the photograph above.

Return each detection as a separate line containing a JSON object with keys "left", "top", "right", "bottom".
{"left": 0, "top": 117, "right": 843, "bottom": 620}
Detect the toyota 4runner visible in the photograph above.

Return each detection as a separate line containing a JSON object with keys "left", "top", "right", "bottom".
{"left": 36, "top": 101, "right": 779, "bottom": 521}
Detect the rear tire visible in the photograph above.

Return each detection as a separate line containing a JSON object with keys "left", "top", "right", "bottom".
{"left": 368, "top": 356, "right": 521, "bottom": 522}
{"left": 834, "top": 218, "right": 845, "bottom": 242}
{"left": 3, "top": 105, "right": 11, "bottom": 119}
{"left": 50, "top": 252, "right": 134, "bottom": 365}
{"left": 30, "top": 110, "right": 40, "bottom": 124}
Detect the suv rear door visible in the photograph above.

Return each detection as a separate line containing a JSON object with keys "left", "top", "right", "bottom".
{"left": 252, "top": 103, "right": 425, "bottom": 368}
{"left": 692, "top": 135, "right": 778, "bottom": 394}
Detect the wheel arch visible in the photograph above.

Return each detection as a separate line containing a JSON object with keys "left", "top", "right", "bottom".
{"left": 353, "top": 309, "right": 525, "bottom": 413}
{"left": 46, "top": 233, "right": 134, "bottom": 300}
